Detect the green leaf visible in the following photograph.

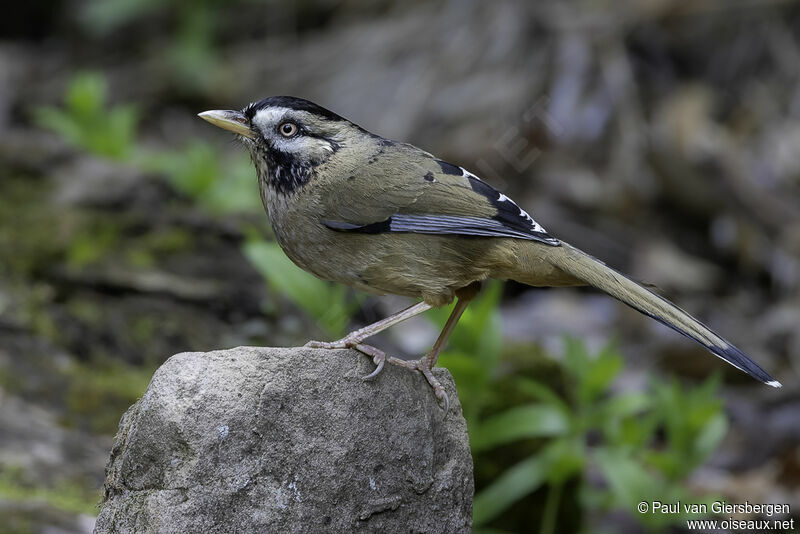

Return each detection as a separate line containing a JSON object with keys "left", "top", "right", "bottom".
{"left": 471, "top": 404, "right": 569, "bottom": 453}
{"left": 601, "top": 391, "right": 651, "bottom": 418}
{"left": 561, "top": 338, "right": 622, "bottom": 406}
{"left": 437, "top": 351, "right": 493, "bottom": 425}
{"left": 593, "top": 446, "right": 698, "bottom": 528}
{"left": 34, "top": 72, "right": 138, "bottom": 160}
{"left": 582, "top": 350, "right": 622, "bottom": 401}
{"left": 142, "top": 143, "right": 261, "bottom": 214}
{"left": 34, "top": 108, "right": 85, "bottom": 147}
{"left": 65, "top": 72, "right": 106, "bottom": 117}
{"left": 605, "top": 409, "right": 658, "bottom": 448}
{"left": 593, "top": 448, "right": 661, "bottom": 513}
{"left": 597, "top": 391, "right": 653, "bottom": 445}
{"left": 473, "top": 453, "right": 549, "bottom": 526}
{"left": 202, "top": 154, "right": 262, "bottom": 214}
{"left": 545, "top": 437, "right": 585, "bottom": 483}
{"left": 647, "top": 375, "right": 725, "bottom": 477}
{"left": 145, "top": 141, "right": 217, "bottom": 197}
{"left": 515, "top": 378, "right": 569, "bottom": 413}
{"left": 693, "top": 412, "right": 728, "bottom": 464}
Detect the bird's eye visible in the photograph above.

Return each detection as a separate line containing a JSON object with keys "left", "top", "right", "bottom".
{"left": 279, "top": 122, "right": 298, "bottom": 137}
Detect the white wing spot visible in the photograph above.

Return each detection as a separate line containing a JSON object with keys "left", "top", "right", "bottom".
{"left": 461, "top": 167, "right": 480, "bottom": 180}
{"left": 462, "top": 165, "right": 552, "bottom": 238}
{"left": 518, "top": 206, "right": 546, "bottom": 233}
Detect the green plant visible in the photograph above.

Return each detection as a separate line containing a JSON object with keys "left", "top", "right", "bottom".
{"left": 36, "top": 71, "right": 263, "bottom": 216}
{"left": 143, "top": 141, "right": 263, "bottom": 214}
{"left": 34, "top": 72, "right": 138, "bottom": 160}
{"left": 36, "top": 72, "right": 732, "bottom": 534}
{"left": 458, "top": 336, "right": 726, "bottom": 534}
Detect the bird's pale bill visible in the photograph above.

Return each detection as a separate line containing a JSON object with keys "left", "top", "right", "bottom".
{"left": 198, "top": 110, "right": 255, "bottom": 139}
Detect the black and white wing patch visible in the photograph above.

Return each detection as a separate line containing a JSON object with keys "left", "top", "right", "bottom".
{"left": 325, "top": 160, "right": 560, "bottom": 247}
{"left": 452, "top": 164, "right": 558, "bottom": 245}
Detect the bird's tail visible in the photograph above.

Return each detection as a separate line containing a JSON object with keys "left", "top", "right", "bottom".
{"left": 539, "top": 241, "right": 780, "bottom": 387}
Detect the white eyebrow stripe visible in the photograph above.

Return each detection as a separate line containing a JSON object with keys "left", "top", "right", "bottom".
{"left": 252, "top": 106, "right": 293, "bottom": 125}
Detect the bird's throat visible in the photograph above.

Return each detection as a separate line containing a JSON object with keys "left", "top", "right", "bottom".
{"left": 250, "top": 145, "right": 313, "bottom": 195}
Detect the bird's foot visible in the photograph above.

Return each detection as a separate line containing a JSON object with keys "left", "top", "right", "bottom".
{"left": 350, "top": 347, "right": 450, "bottom": 414}
{"left": 305, "top": 328, "right": 376, "bottom": 350}
{"left": 306, "top": 339, "right": 449, "bottom": 413}
{"left": 349, "top": 347, "right": 451, "bottom": 414}
{"left": 306, "top": 339, "right": 387, "bottom": 379}
{"left": 304, "top": 338, "right": 350, "bottom": 349}
{"left": 388, "top": 355, "right": 450, "bottom": 414}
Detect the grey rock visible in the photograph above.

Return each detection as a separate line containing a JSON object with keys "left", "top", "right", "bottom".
{"left": 95, "top": 347, "right": 473, "bottom": 534}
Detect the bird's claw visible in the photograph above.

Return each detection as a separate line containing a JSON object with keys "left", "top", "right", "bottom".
{"left": 354, "top": 343, "right": 386, "bottom": 380}
{"left": 413, "top": 361, "right": 450, "bottom": 415}
{"left": 305, "top": 339, "right": 449, "bottom": 414}
{"left": 353, "top": 346, "right": 450, "bottom": 413}
{"left": 305, "top": 339, "right": 384, "bottom": 378}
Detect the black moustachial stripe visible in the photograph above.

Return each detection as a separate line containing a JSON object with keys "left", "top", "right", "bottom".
{"left": 253, "top": 144, "right": 314, "bottom": 195}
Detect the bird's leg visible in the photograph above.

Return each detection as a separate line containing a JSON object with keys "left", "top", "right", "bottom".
{"left": 306, "top": 283, "right": 477, "bottom": 412}
{"left": 390, "top": 297, "right": 471, "bottom": 411}
{"left": 305, "top": 301, "right": 433, "bottom": 379}
{"left": 305, "top": 301, "right": 433, "bottom": 349}
{"left": 389, "top": 282, "right": 480, "bottom": 412}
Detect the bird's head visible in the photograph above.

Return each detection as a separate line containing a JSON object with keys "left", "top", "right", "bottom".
{"left": 199, "top": 96, "right": 362, "bottom": 194}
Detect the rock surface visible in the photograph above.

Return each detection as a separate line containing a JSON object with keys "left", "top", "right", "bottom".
{"left": 95, "top": 346, "right": 473, "bottom": 534}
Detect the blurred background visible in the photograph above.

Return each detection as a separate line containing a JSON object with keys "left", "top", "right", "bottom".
{"left": 2, "top": 0, "right": 800, "bottom": 532}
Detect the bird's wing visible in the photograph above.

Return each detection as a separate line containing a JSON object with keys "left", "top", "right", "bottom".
{"left": 321, "top": 154, "right": 560, "bottom": 246}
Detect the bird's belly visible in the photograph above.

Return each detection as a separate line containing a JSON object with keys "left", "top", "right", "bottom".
{"left": 266, "top": 203, "right": 378, "bottom": 292}
{"left": 309, "top": 233, "right": 503, "bottom": 306}
{"left": 275, "top": 231, "right": 493, "bottom": 308}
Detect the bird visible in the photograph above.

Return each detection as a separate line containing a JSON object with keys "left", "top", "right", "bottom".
{"left": 199, "top": 95, "right": 781, "bottom": 411}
